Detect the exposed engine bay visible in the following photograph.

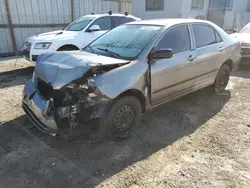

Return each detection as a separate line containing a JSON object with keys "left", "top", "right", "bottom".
{"left": 22, "top": 52, "right": 130, "bottom": 134}
{"left": 36, "top": 65, "right": 113, "bottom": 128}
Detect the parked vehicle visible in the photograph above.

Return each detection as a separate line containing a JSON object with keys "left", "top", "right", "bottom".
{"left": 231, "top": 22, "right": 250, "bottom": 65}
{"left": 22, "top": 19, "right": 241, "bottom": 140}
{"left": 19, "top": 12, "right": 140, "bottom": 63}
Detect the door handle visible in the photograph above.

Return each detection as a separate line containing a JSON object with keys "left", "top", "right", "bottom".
{"left": 219, "top": 47, "right": 225, "bottom": 52}
{"left": 187, "top": 55, "right": 196, "bottom": 61}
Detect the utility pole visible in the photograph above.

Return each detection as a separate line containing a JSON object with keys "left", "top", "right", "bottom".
{"left": 71, "top": 0, "right": 74, "bottom": 22}
{"left": 4, "top": 0, "right": 17, "bottom": 53}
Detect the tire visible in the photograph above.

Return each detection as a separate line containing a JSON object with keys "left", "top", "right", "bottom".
{"left": 214, "top": 64, "right": 231, "bottom": 93}
{"left": 98, "top": 96, "right": 142, "bottom": 140}
{"left": 57, "top": 46, "right": 79, "bottom": 51}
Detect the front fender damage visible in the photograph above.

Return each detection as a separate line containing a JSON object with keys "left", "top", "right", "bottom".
{"left": 43, "top": 68, "right": 114, "bottom": 132}
{"left": 28, "top": 52, "right": 129, "bottom": 134}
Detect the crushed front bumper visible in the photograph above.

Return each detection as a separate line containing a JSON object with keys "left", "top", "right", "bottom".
{"left": 22, "top": 80, "right": 58, "bottom": 134}
{"left": 22, "top": 80, "right": 111, "bottom": 135}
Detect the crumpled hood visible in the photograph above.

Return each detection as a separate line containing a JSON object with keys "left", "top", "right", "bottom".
{"left": 230, "top": 33, "right": 250, "bottom": 43}
{"left": 28, "top": 30, "right": 79, "bottom": 42}
{"left": 35, "top": 52, "right": 129, "bottom": 89}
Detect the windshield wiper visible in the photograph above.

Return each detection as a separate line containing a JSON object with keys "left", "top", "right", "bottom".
{"left": 83, "top": 46, "right": 96, "bottom": 53}
{"left": 97, "top": 47, "right": 122, "bottom": 59}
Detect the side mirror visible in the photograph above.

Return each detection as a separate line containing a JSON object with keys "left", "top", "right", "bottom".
{"left": 151, "top": 49, "right": 173, "bottom": 60}
{"left": 87, "top": 25, "right": 100, "bottom": 32}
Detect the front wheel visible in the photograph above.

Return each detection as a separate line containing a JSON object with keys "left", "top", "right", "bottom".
{"left": 98, "top": 96, "right": 142, "bottom": 140}
{"left": 214, "top": 64, "right": 231, "bottom": 93}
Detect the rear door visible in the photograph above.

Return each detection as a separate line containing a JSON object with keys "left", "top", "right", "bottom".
{"left": 190, "top": 23, "right": 227, "bottom": 86}
{"left": 150, "top": 24, "right": 196, "bottom": 105}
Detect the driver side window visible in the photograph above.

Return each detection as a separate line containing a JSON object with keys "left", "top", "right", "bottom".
{"left": 90, "top": 17, "right": 111, "bottom": 31}
{"left": 156, "top": 25, "right": 191, "bottom": 54}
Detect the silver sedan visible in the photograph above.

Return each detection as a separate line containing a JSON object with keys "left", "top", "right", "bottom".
{"left": 22, "top": 19, "right": 241, "bottom": 140}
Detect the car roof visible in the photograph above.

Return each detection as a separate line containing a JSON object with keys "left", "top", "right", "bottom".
{"left": 84, "top": 13, "right": 140, "bottom": 20}
{"left": 126, "top": 18, "right": 213, "bottom": 26}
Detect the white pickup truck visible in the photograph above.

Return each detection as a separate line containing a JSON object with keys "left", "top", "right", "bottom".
{"left": 20, "top": 12, "right": 140, "bottom": 63}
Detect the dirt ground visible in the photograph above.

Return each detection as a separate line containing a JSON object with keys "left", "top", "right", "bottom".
{"left": 0, "top": 57, "right": 250, "bottom": 188}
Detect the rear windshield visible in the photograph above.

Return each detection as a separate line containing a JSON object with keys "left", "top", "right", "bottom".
{"left": 64, "top": 17, "right": 94, "bottom": 31}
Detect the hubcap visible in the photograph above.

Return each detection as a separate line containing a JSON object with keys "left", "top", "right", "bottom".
{"left": 114, "top": 105, "right": 136, "bottom": 132}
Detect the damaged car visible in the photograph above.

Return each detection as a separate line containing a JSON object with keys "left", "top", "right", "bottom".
{"left": 22, "top": 19, "right": 241, "bottom": 140}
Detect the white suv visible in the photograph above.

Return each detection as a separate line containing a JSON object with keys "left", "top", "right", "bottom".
{"left": 20, "top": 12, "right": 140, "bottom": 63}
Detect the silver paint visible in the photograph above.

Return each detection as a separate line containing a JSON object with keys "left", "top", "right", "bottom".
{"left": 35, "top": 51, "right": 129, "bottom": 89}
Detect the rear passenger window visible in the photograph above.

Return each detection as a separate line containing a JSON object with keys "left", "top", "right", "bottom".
{"left": 193, "top": 24, "right": 216, "bottom": 48}
{"left": 113, "top": 16, "right": 135, "bottom": 28}
{"left": 156, "top": 25, "right": 191, "bottom": 54}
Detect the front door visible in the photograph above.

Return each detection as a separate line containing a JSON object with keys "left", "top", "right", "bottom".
{"left": 207, "top": 0, "right": 227, "bottom": 27}
{"left": 80, "top": 16, "right": 111, "bottom": 48}
{"left": 150, "top": 24, "right": 196, "bottom": 106}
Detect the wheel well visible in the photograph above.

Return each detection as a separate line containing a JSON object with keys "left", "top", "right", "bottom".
{"left": 57, "top": 44, "right": 79, "bottom": 51}
{"left": 223, "top": 59, "right": 233, "bottom": 72}
{"left": 117, "top": 90, "right": 146, "bottom": 113}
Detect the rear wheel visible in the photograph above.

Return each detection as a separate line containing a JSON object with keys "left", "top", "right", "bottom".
{"left": 98, "top": 96, "right": 142, "bottom": 140}
{"left": 214, "top": 64, "right": 231, "bottom": 92}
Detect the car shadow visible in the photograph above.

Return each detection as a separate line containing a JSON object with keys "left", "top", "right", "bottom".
{"left": 1, "top": 87, "right": 231, "bottom": 187}
{"left": 232, "top": 69, "right": 250, "bottom": 79}
{"left": 0, "top": 66, "right": 34, "bottom": 77}
{"left": 0, "top": 66, "right": 33, "bottom": 89}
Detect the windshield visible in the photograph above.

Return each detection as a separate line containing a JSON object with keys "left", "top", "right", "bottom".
{"left": 86, "top": 25, "right": 162, "bottom": 60}
{"left": 239, "top": 23, "right": 250, "bottom": 33}
{"left": 64, "top": 17, "right": 94, "bottom": 31}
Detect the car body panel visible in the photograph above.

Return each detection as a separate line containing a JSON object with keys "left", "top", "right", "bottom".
{"left": 35, "top": 51, "right": 130, "bottom": 89}
{"left": 151, "top": 50, "right": 196, "bottom": 105}
{"left": 29, "top": 30, "right": 79, "bottom": 41}
{"left": 23, "top": 80, "right": 58, "bottom": 132}
{"left": 89, "top": 59, "right": 149, "bottom": 99}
